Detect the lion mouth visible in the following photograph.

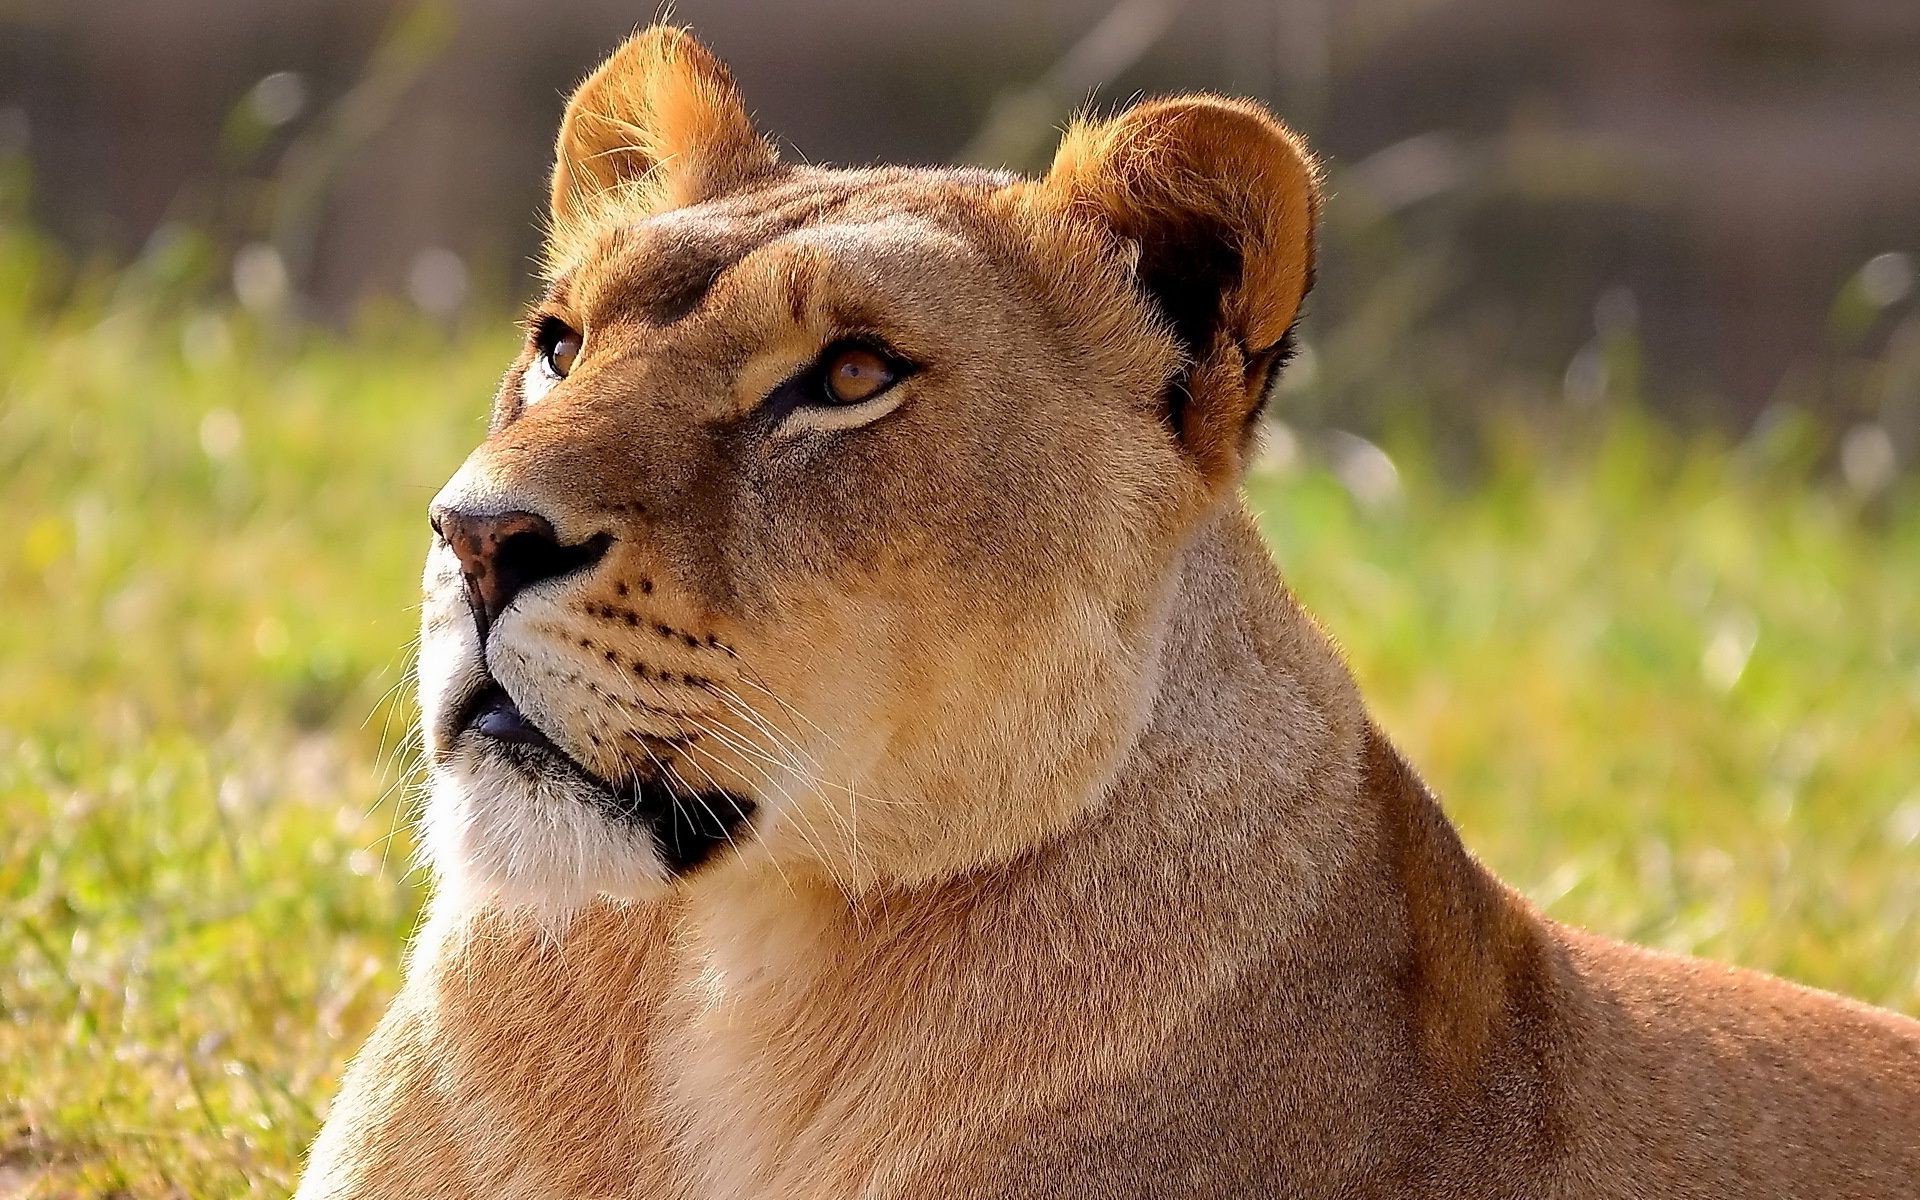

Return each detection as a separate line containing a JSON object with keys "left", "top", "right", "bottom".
{"left": 452, "top": 680, "right": 645, "bottom": 805}
{"left": 448, "top": 678, "right": 759, "bottom": 875}
{"left": 460, "top": 682, "right": 560, "bottom": 750}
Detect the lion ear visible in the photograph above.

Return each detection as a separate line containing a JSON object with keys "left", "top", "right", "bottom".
{"left": 1043, "top": 96, "right": 1320, "bottom": 482}
{"left": 549, "top": 26, "right": 778, "bottom": 234}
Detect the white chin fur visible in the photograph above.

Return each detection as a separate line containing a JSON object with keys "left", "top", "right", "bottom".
{"left": 421, "top": 746, "right": 668, "bottom": 916}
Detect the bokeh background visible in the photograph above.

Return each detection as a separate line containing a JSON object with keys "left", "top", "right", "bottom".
{"left": 2, "top": 2, "right": 1917, "bottom": 1196}
{"left": 13, "top": 0, "right": 1920, "bottom": 430}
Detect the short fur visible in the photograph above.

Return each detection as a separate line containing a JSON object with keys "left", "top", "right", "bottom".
{"left": 300, "top": 27, "right": 1920, "bottom": 1199}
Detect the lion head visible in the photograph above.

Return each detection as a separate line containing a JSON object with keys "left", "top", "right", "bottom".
{"left": 418, "top": 26, "right": 1319, "bottom": 910}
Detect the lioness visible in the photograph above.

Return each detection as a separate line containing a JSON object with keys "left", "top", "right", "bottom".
{"left": 300, "top": 26, "right": 1920, "bottom": 1200}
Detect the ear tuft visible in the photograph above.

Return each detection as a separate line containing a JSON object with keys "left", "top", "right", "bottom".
{"left": 548, "top": 27, "right": 778, "bottom": 252}
{"left": 1045, "top": 96, "right": 1320, "bottom": 480}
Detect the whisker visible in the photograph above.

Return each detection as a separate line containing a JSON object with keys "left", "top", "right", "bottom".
{"left": 699, "top": 682, "right": 824, "bottom": 776}
{"left": 700, "top": 677, "right": 920, "bottom": 822}
{"left": 673, "top": 712, "right": 845, "bottom": 874}
{"left": 671, "top": 734, "right": 800, "bottom": 897}
{"left": 715, "top": 664, "right": 848, "bottom": 754}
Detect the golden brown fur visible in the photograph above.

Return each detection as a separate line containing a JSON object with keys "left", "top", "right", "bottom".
{"left": 300, "top": 27, "right": 1920, "bottom": 1199}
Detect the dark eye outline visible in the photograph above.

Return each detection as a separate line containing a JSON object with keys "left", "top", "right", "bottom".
{"left": 762, "top": 336, "right": 920, "bottom": 425}
{"left": 532, "top": 315, "right": 583, "bottom": 380}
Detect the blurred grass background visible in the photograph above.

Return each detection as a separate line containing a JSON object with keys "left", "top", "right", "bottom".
{"left": 2, "top": 1, "right": 1919, "bottom": 1196}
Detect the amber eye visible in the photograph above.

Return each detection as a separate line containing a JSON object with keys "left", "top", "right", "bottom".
{"left": 822, "top": 345, "right": 897, "bottom": 405}
{"left": 539, "top": 325, "right": 582, "bottom": 379}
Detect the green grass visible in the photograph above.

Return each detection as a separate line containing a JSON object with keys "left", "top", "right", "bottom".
{"left": 3, "top": 227, "right": 1917, "bottom": 1197}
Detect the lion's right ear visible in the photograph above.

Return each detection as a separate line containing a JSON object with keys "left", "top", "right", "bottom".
{"left": 549, "top": 27, "right": 777, "bottom": 241}
{"left": 1043, "top": 96, "right": 1320, "bottom": 486}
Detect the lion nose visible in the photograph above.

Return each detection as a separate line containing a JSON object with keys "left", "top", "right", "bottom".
{"left": 429, "top": 506, "right": 610, "bottom": 637}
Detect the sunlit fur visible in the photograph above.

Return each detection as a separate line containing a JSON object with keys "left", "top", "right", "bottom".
{"left": 301, "top": 26, "right": 1920, "bottom": 1200}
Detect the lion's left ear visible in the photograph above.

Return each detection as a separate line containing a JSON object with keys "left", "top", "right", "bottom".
{"left": 549, "top": 27, "right": 778, "bottom": 242}
{"left": 1044, "top": 96, "right": 1320, "bottom": 483}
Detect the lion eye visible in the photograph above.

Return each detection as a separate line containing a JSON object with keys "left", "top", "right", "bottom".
{"left": 822, "top": 346, "right": 896, "bottom": 405}
{"left": 539, "top": 324, "right": 582, "bottom": 380}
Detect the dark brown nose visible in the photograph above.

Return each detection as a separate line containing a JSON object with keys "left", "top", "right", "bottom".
{"left": 429, "top": 506, "right": 610, "bottom": 637}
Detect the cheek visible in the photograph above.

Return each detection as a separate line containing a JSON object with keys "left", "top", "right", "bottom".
{"left": 736, "top": 589, "right": 902, "bottom": 732}
{"left": 746, "top": 567, "right": 1164, "bottom": 884}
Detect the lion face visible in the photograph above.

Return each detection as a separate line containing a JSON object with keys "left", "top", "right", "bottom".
{"left": 417, "top": 28, "right": 1318, "bottom": 910}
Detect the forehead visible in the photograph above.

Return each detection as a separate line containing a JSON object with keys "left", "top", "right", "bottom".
{"left": 553, "top": 167, "right": 1022, "bottom": 327}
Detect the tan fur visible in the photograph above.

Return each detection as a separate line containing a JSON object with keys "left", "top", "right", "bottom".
{"left": 301, "top": 28, "right": 1920, "bottom": 1199}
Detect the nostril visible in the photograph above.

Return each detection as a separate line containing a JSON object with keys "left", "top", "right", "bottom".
{"left": 493, "top": 525, "right": 608, "bottom": 598}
